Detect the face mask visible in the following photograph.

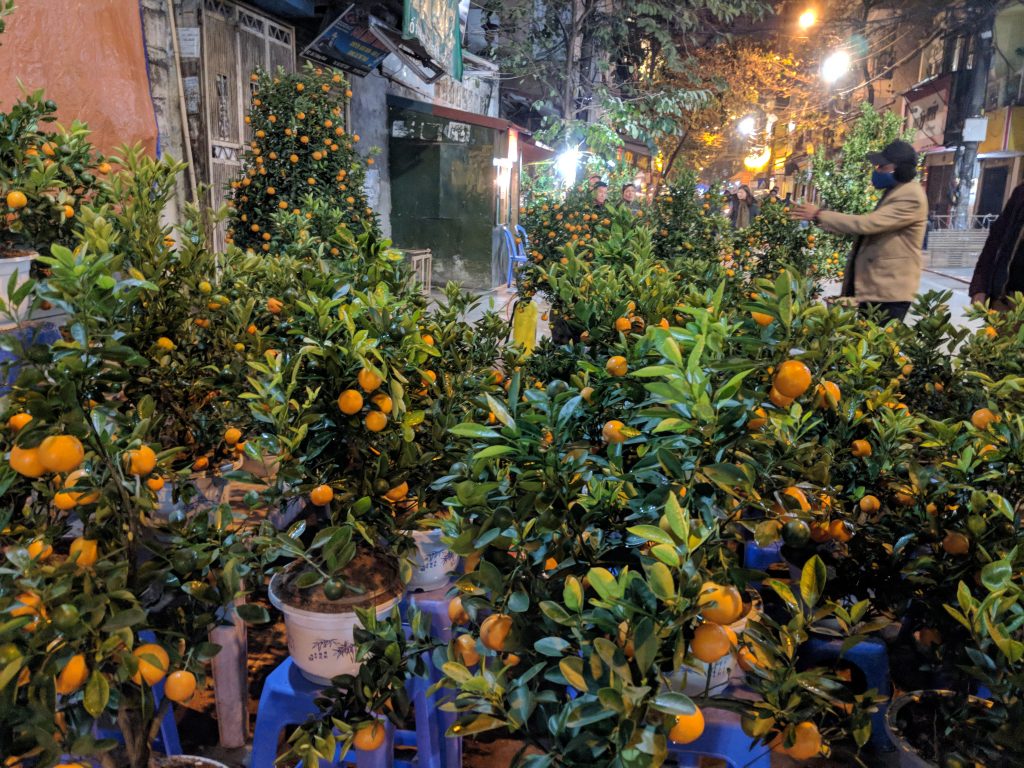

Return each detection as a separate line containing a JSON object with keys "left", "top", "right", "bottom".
{"left": 871, "top": 170, "right": 897, "bottom": 190}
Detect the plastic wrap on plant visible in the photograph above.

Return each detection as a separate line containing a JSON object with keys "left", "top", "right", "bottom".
{"left": 512, "top": 299, "right": 538, "bottom": 354}
{"left": 0, "top": 0, "right": 159, "bottom": 155}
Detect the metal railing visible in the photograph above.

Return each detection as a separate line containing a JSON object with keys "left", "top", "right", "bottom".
{"left": 928, "top": 214, "right": 999, "bottom": 231}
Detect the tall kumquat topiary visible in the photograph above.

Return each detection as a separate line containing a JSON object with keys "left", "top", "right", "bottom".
{"left": 227, "top": 64, "right": 377, "bottom": 257}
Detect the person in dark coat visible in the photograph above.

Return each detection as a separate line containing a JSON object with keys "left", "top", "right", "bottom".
{"left": 970, "top": 183, "right": 1024, "bottom": 310}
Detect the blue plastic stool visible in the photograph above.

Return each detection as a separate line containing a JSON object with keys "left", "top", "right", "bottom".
{"left": 743, "top": 540, "right": 783, "bottom": 572}
{"left": 252, "top": 656, "right": 445, "bottom": 768}
{"left": 801, "top": 636, "right": 892, "bottom": 749}
{"left": 401, "top": 585, "right": 461, "bottom": 768}
{"left": 502, "top": 226, "right": 529, "bottom": 287}
{"left": 667, "top": 706, "right": 770, "bottom": 767}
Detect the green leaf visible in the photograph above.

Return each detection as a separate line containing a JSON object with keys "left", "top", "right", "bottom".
{"left": 485, "top": 394, "right": 515, "bottom": 428}
{"left": 665, "top": 493, "right": 687, "bottom": 540}
{"left": 472, "top": 445, "right": 515, "bottom": 460}
{"left": 508, "top": 590, "right": 530, "bottom": 613}
{"left": 651, "top": 544, "right": 681, "bottom": 567}
{"left": 799, "top": 555, "right": 826, "bottom": 608}
{"left": 645, "top": 562, "right": 675, "bottom": 600}
{"left": 534, "top": 636, "right": 570, "bottom": 656}
{"left": 766, "top": 579, "right": 798, "bottom": 611}
{"left": 442, "top": 662, "right": 474, "bottom": 684}
{"left": 101, "top": 608, "right": 147, "bottom": 631}
{"left": 84, "top": 669, "right": 109, "bottom": 717}
{"left": 587, "top": 567, "right": 619, "bottom": 601}
{"left": 627, "top": 525, "right": 675, "bottom": 547}
{"left": 236, "top": 603, "right": 271, "bottom": 624}
{"left": 0, "top": 658, "right": 21, "bottom": 691}
{"left": 650, "top": 691, "right": 696, "bottom": 716}
{"left": 539, "top": 601, "right": 572, "bottom": 625}
{"left": 981, "top": 560, "right": 1012, "bottom": 591}
{"left": 559, "top": 656, "right": 587, "bottom": 691}
{"left": 449, "top": 714, "right": 506, "bottom": 736}
{"left": 449, "top": 423, "right": 501, "bottom": 439}
{"left": 563, "top": 577, "right": 583, "bottom": 612}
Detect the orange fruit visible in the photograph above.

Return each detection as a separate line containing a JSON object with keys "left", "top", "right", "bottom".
{"left": 358, "top": 368, "right": 383, "bottom": 392}
{"left": 480, "top": 613, "right": 513, "bottom": 651}
{"left": 192, "top": 456, "right": 209, "bottom": 471}
{"left": 605, "top": 356, "right": 628, "bottom": 377}
{"left": 781, "top": 486, "right": 811, "bottom": 512}
{"left": 601, "top": 420, "right": 627, "bottom": 444}
{"left": 352, "top": 721, "right": 385, "bottom": 752}
{"left": 371, "top": 394, "right": 393, "bottom": 414}
{"left": 6, "top": 190, "right": 27, "bottom": 209}
{"left": 310, "top": 484, "right": 334, "bottom": 506}
{"left": 747, "top": 407, "right": 768, "bottom": 431}
{"left": 454, "top": 634, "right": 479, "bottom": 666}
{"left": 448, "top": 596, "right": 469, "bottom": 625}
{"left": 614, "top": 317, "right": 632, "bottom": 332}
{"left": 829, "top": 520, "right": 853, "bottom": 542}
{"left": 942, "top": 531, "right": 970, "bottom": 556}
{"left": 785, "top": 721, "right": 822, "bottom": 760}
{"left": 971, "top": 408, "right": 998, "bottom": 430}
{"left": 38, "top": 435, "right": 85, "bottom": 473}
{"left": 809, "top": 521, "right": 832, "bottom": 543}
{"left": 164, "top": 670, "right": 197, "bottom": 703}
{"left": 691, "top": 622, "right": 731, "bottom": 663}
{"left": 383, "top": 481, "right": 409, "bottom": 502}
{"left": 127, "top": 445, "right": 158, "bottom": 476}
{"left": 421, "top": 334, "right": 435, "bottom": 346}
{"left": 698, "top": 582, "right": 744, "bottom": 625}
{"left": 155, "top": 336, "right": 175, "bottom": 351}
{"left": 56, "top": 654, "right": 89, "bottom": 695}
{"left": 768, "top": 387, "right": 794, "bottom": 409}
{"left": 223, "top": 427, "right": 242, "bottom": 446}
{"left": 266, "top": 297, "right": 284, "bottom": 315}
{"left": 668, "top": 707, "right": 705, "bottom": 744}
{"left": 146, "top": 476, "right": 165, "bottom": 492}
{"left": 814, "top": 381, "right": 841, "bottom": 409}
{"left": 580, "top": 386, "right": 594, "bottom": 403}
{"left": 10, "top": 445, "right": 45, "bottom": 477}
{"left": 859, "top": 495, "right": 880, "bottom": 514}
{"left": 12, "top": 592, "right": 46, "bottom": 631}
{"left": 27, "top": 539, "right": 53, "bottom": 561}
{"left": 131, "top": 643, "right": 170, "bottom": 686}
{"left": 337, "top": 389, "right": 364, "bottom": 415}
{"left": 736, "top": 644, "right": 765, "bottom": 672}
{"left": 851, "top": 439, "right": 872, "bottom": 457}
{"left": 54, "top": 491, "right": 78, "bottom": 510}
{"left": 751, "top": 311, "right": 773, "bottom": 326}
{"left": 63, "top": 205, "right": 74, "bottom": 219}
{"left": 773, "top": 360, "right": 812, "bottom": 399}
{"left": 894, "top": 487, "right": 916, "bottom": 507}
{"left": 365, "top": 411, "right": 387, "bottom": 432}
{"left": 7, "top": 413, "right": 32, "bottom": 431}
{"left": 69, "top": 537, "right": 99, "bottom": 568}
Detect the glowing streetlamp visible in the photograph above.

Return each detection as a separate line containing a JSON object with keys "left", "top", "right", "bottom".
{"left": 798, "top": 9, "right": 817, "bottom": 30}
{"left": 737, "top": 116, "right": 756, "bottom": 136}
{"left": 822, "top": 50, "right": 852, "bottom": 84}
{"left": 555, "top": 147, "right": 580, "bottom": 185}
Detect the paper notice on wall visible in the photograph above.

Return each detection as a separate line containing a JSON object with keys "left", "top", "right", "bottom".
{"left": 364, "top": 168, "right": 380, "bottom": 209}
{"left": 178, "top": 27, "right": 201, "bottom": 59}
{"left": 183, "top": 76, "right": 200, "bottom": 114}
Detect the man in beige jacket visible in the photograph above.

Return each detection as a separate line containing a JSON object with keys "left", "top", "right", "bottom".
{"left": 790, "top": 140, "right": 928, "bottom": 323}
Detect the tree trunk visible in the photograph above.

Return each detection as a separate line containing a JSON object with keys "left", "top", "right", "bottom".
{"left": 953, "top": 7, "right": 995, "bottom": 229}
{"left": 561, "top": 0, "right": 579, "bottom": 121}
{"left": 117, "top": 687, "right": 152, "bottom": 768}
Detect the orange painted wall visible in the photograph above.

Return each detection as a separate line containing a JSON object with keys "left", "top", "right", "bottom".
{"left": 0, "top": 0, "right": 158, "bottom": 155}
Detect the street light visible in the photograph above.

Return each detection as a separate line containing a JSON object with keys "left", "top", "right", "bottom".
{"left": 738, "top": 116, "right": 756, "bottom": 136}
{"left": 822, "top": 50, "right": 852, "bottom": 83}
{"left": 798, "top": 9, "right": 817, "bottom": 30}
{"left": 555, "top": 147, "right": 580, "bottom": 185}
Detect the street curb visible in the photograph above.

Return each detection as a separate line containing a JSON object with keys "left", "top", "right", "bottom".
{"left": 924, "top": 268, "right": 971, "bottom": 286}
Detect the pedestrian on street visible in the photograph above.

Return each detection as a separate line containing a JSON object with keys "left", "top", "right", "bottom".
{"left": 767, "top": 187, "right": 781, "bottom": 205}
{"left": 789, "top": 140, "right": 928, "bottom": 323}
{"left": 621, "top": 183, "right": 640, "bottom": 212}
{"left": 729, "top": 185, "right": 759, "bottom": 228}
{"left": 969, "top": 182, "right": 1024, "bottom": 311}
{"left": 593, "top": 181, "right": 609, "bottom": 209}
{"left": 588, "top": 174, "right": 602, "bottom": 189}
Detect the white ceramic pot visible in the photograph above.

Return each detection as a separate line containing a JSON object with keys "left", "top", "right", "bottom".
{"left": 404, "top": 528, "right": 459, "bottom": 591}
{"left": 269, "top": 565, "right": 402, "bottom": 684}
{"left": 154, "top": 757, "right": 231, "bottom": 768}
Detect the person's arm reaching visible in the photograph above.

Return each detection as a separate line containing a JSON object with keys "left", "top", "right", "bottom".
{"left": 814, "top": 198, "right": 922, "bottom": 236}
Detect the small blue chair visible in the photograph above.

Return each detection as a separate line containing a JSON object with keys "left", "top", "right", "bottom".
{"left": 801, "top": 635, "right": 892, "bottom": 749}
{"left": 502, "top": 226, "right": 529, "bottom": 287}
{"left": 252, "top": 654, "right": 448, "bottom": 768}
{"left": 400, "top": 585, "right": 461, "bottom": 768}
{"left": 743, "top": 540, "right": 783, "bottom": 572}
{"left": 667, "top": 706, "right": 770, "bottom": 767}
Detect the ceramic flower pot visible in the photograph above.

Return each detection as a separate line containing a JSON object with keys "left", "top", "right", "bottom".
{"left": 403, "top": 528, "right": 459, "bottom": 591}
{"left": 269, "top": 554, "right": 402, "bottom": 684}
